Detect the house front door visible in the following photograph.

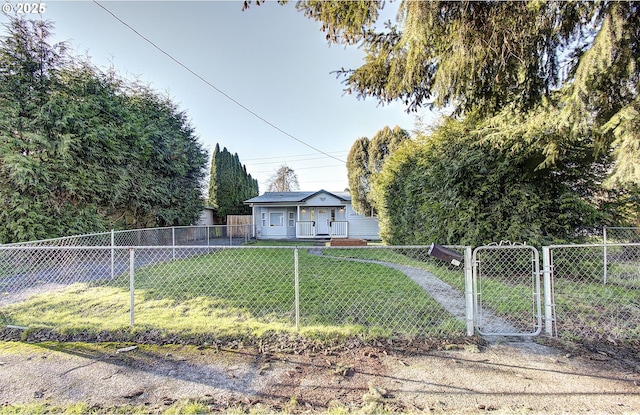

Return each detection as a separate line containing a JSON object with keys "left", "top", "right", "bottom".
{"left": 316, "top": 208, "right": 329, "bottom": 235}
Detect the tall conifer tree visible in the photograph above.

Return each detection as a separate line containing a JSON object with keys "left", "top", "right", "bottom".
{"left": 207, "top": 144, "right": 258, "bottom": 221}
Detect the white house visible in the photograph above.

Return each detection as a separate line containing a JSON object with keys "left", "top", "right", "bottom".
{"left": 244, "top": 190, "right": 380, "bottom": 240}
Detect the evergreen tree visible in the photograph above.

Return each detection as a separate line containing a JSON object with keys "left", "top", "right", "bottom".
{"left": 346, "top": 125, "right": 408, "bottom": 216}
{"left": 207, "top": 144, "right": 258, "bottom": 221}
{"left": 124, "top": 84, "right": 207, "bottom": 227}
{"left": 207, "top": 143, "right": 221, "bottom": 210}
{"left": 0, "top": 18, "right": 208, "bottom": 242}
{"left": 372, "top": 115, "right": 613, "bottom": 246}
{"left": 347, "top": 137, "right": 370, "bottom": 215}
{"left": 0, "top": 18, "right": 99, "bottom": 241}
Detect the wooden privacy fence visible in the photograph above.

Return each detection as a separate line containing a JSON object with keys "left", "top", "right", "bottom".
{"left": 227, "top": 215, "right": 252, "bottom": 237}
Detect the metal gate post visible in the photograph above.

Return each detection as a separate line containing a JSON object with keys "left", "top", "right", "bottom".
{"left": 464, "top": 246, "right": 475, "bottom": 336}
{"left": 542, "top": 246, "right": 554, "bottom": 336}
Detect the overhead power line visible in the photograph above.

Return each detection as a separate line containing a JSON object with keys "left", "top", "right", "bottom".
{"left": 252, "top": 164, "right": 346, "bottom": 174}
{"left": 249, "top": 155, "right": 350, "bottom": 166}
{"left": 92, "top": 1, "right": 346, "bottom": 164}
{"left": 243, "top": 150, "right": 348, "bottom": 162}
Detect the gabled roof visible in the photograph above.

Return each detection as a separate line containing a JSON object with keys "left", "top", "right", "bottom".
{"left": 244, "top": 189, "right": 351, "bottom": 204}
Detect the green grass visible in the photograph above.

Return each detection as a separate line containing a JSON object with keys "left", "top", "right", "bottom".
{"left": 607, "top": 261, "right": 640, "bottom": 288}
{"left": 244, "top": 240, "right": 317, "bottom": 247}
{"left": 549, "top": 247, "right": 640, "bottom": 341}
{"left": 297, "top": 249, "right": 463, "bottom": 335}
{"left": 1, "top": 246, "right": 465, "bottom": 342}
{"left": 321, "top": 246, "right": 465, "bottom": 286}
{"left": 321, "top": 247, "right": 543, "bottom": 330}
{"left": 553, "top": 278, "right": 640, "bottom": 341}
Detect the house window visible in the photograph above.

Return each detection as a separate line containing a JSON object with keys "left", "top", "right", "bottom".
{"left": 261, "top": 212, "right": 266, "bottom": 227}
{"left": 330, "top": 208, "right": 336, "bottom": 222}
{"left": 288, "top": 211, "right": 295, "bottom": 227}
{"left": 269, "top": 212, "right": 284, "bottom": 227}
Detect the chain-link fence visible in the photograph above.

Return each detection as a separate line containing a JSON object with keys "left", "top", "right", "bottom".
{"left": 604, "top": 226, "right": 640, "bottom": 244}
{"left": 547, "top": 243, "right": 640, "bottom": 343}
{"left": 0, "top": 244, "right": 469, "bottom": 339}
{"left": 3, "top": 228, "right": 639, "bottom": 346}
{"left": 3, "top": 225, "right": 254, "bottom": 248}
{"left": 113, "top": 225, "right": 253, "bottom": 247}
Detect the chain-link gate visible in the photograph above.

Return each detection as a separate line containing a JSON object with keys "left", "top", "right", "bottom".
{"left": 473, "top": 245, "right": 542, "bottom": 336}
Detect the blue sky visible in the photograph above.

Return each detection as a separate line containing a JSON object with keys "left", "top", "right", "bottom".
{"left": 1, "top": 1, "right": 438, "bottom": 192}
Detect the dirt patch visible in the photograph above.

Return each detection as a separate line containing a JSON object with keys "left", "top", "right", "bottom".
{"left": 1, "top": 338, "right": 639, "bottom": 414}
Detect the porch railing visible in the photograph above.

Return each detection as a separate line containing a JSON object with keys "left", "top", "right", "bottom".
{"left": 329, "top": 221, "right": 348, "bottom": 238}
{"left": 296, "top": 221, "right": 316, "bottom": 238}
{"left": 296, "top": 221, "right": 348, "bottom": 238}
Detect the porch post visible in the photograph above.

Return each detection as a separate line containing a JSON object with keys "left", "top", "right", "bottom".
{"left": 251, "top": 204, "right": 256, "bottom": 238}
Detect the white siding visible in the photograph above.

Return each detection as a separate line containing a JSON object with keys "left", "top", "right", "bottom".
{"left": 344, "top": 204, "right": 380, "bottom": 240}
{"left": 304, "top": 193, "right": 344, "bottom": 206}
{"left": 255, "top": 207, "right": 297, "bottom": 239}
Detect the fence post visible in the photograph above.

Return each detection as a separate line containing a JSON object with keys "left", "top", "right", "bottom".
{"left": 172, "top": 227, "right": 176, "bottom": 260}
{"left": 542, "top": 246, "right": 554, "bottom": 336}
{"left": 603, "top": 226, "right": 608, "bottom": 284}
{"left": 294, "top": 248, "right": 300, "bottom": 331}
{"left": 129, "top": 248, "right": 135, "bottom": 327}
{"left": 464, "top": 246, "right": 474, "bottom": 336}
{"left": 110, "top": 229, "right": 115, "bottom": 280}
